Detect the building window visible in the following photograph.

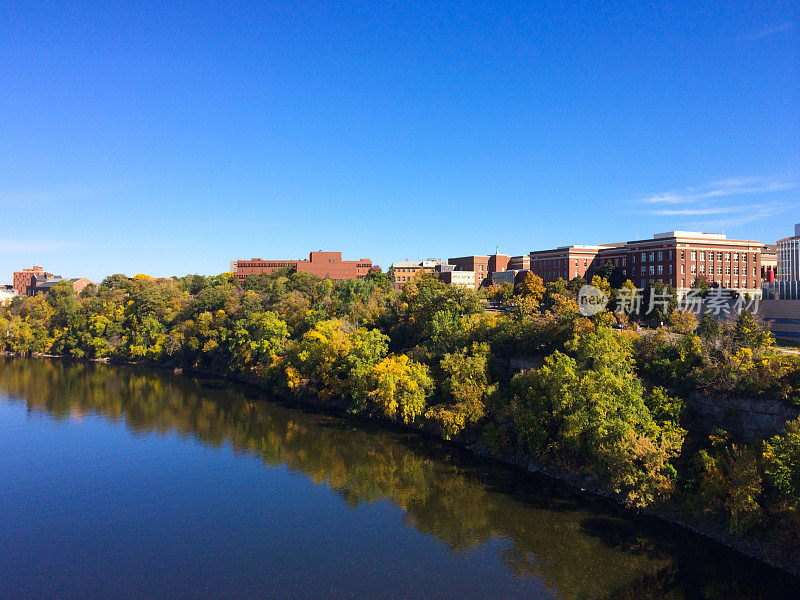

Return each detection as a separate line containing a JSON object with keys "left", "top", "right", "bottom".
{"left": 649, "top": 252, "right": 655, "bottom": 262}
{"left": 681, "top": 264, "right": 685, "bottom": 274}
{"left": 717, "top": 266, "right": 722, "bottom": 275}
{"left": 657, "top": 265, "right": 663, "bottom": 275}
{"left": 691, "top": 251, "right": 697, "bottom": 260}
{"left": 657, "top": 251, "right": 663, "bottom": 261}
{"left": 733, "top": 253, "right": 739, "bottom": 261}
{"left": 681, "top": 250, "right": 685, "bottom": 259}
{"left": 649, "top": 265, "right": 655, "bottom": 275}
{"left": 641, "top": 252, "right": 646, "bottom": 262}
{"left": 725, "top": 252, "right": 730, "bottom": 261}
{"left": 699, "top": 265, "right": 705, "bottom": 274}
{"left": 691, "top": 265, "right": 697, "bottom": 274}
{"left": 699, "top": 251, "right": 705, "bottom": 261}
{"left": 717, "top": 252, "right": 722, "bottom": 261}
{"left": 733, "top": 266, "right": 739, "bottom": 275}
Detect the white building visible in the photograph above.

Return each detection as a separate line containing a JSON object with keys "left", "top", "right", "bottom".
{"left": 777, "top": 223, "right": 800, "bottom": 282}
{"left": 439, "top": 270, "right": 478, "bottom": 288}
{"left": 0, "top": 285, "right": 17, "bottom": 303}
{"left": 764, "top": 223, "right": 800, "bottom": 301}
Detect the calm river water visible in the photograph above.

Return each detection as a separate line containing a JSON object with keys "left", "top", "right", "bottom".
{"left": 1, "top": 357, "right": 798, "bottom": 599}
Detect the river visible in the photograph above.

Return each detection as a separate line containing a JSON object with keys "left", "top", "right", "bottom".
{"left": 1, "top": 357, "right": 797, "bottom": 599}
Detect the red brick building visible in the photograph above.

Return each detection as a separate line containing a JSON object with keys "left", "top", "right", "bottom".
{"left": 231, "top": 251, "right": 372, "bottom": 283}
{"left": 528, "top": 245, "right": 623, "bottom": 282}
{"left": 12, "top": 266, "right": 55, "bottom": 295}
{"left": 619, "top": 232, "right": 761, "bottom": 291}
{"left": 527, "top": 232, "right": 762, "bottom": 294}
{"left": 447, "top": 254, "right": 510, "bottom": 289}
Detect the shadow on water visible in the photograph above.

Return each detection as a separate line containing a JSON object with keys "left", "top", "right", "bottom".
{"left": 1, "top": 356, "right": 798, "bottom": 599}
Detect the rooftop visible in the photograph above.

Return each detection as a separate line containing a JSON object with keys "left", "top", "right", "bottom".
{"left": 653, "top": 231, "right": 728, "bottom": 240}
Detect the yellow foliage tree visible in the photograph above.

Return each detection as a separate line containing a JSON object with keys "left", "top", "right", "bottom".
{"left": 369, "top": 354, "right": 432, "bottom": 424}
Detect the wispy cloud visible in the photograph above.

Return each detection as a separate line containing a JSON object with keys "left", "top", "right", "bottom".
{"left": 686, "top": 203, "right": 792, "bottom": 230}
{"left": 637, "top": 174, "right": 798, "bottom": 234}
{"left": 651, "top": 207, "right": 737, "bottom": 216}
{"left": 741, "top": 22, "right": 796, "bottom": 40}
{"left": 640, "top": 176, "right": 798, "bottom": 205}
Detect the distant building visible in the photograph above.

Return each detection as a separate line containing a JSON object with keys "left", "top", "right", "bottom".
{"left": 760, "top": 299, "right": 800, "bottom": 342}
{"left": 230, "top": 251, "right": 373, "bottom": 283}
{"left": 1, "top": 284, "right": 17, "bottom": 303}
{"left": 777, "top": 224, "right": 800, "bottom": 282}
{"left": 490, "top": 270, "right": 529, "bottom": 287}
{"left": 763, "top": 224, "right": 800, "bottom": 301}
{"left": 12, "top": 266, "right": 55, "bottom": 295}
{"left": 447, "top": 253, "right": 510, "bottom": 289}
{"left": 528, "top": 231, "right": 763, "bottom": 296}
{"left": 391, "top": 259, "right": 447, "bottom": 290}
{"left": 761, "top": 244, "right": 778, "bottom": 282}
{"left": 759, "top": 225, "right": 800, "bottom": 342}
{"left": 529, "top": 245, "right": 621, "bottom": 282}
{"left": 507, "top": 255, "right": 530, "bottom": 270}
{"left": 31, "top": 277, "right": 94, "bottom": 296}
{"left": 438, "top": 270, "right": 478, "bottom": 288}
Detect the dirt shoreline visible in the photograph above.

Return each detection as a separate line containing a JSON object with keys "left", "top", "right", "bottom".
{"left": 2, "top": 350, "right": 799, "bottom": 577}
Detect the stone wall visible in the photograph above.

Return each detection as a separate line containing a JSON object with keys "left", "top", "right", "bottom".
{"left": 687, "top": 393, "right": 799, "bottom": 440}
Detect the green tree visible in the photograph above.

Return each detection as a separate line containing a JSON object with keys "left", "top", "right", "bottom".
{"left": 426, "top": 342, "right": 494, "bottom": 439}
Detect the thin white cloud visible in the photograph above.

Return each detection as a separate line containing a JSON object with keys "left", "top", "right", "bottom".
{"left": 686, "top": 203, "right": 793, "bottom": 229}
{"left": 652, "top": 207, "right": 737, "bottom": 216}
{"left": 640, "top": 176, "right": 798, "bottom": 204}
{"left": 741, "top": 22, "right": 796, "bottom": 40}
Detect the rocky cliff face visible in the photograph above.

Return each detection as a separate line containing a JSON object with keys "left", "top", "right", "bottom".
{"left": 687, "top": 393, "right": 799, "bottom": 439}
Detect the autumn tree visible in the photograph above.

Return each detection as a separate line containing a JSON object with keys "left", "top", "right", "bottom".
{"left": 369, "top": 354, "right": 432, "bottom": 424}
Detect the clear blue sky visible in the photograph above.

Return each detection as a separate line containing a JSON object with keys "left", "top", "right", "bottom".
{"left": 1, "top": 1, "right": 798, "bottom": 282}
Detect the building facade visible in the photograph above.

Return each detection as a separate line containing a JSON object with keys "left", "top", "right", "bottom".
{"left": 12, "top": 266, "right": 55, "bottom": 295}
{"left": 447, "top": 254, "right": 510, "bottom": 289}
{"left": 623, "top": 232, "right": 761, "bottom": 293}
{"left": 490, "top": 269, "right": 529, "bottom": 287}
{"left": 438, "top": 270, "right": 478, "bottom": 288}
{"left": 392, "top": 259, "right": 447, "bottom": 290}
{"left": 761, "top": 244, "right": 778, "bottom": 282}
{"left": 231, "top": 252, "right": 373, "bottom": 283}
{"left": 507, "top": 255, "right": 530, "bottom": 270}
{"left": 32, "top": 277, "right": 94, "bottom": 296}
{"left": 777, "top": 224, "right": 800, "bottom": 282}
{"left": 528, "top": 245, "right": 621, "bottom": 282}
{"left": 528, "top": 231, "right": 762, "bottom": 295}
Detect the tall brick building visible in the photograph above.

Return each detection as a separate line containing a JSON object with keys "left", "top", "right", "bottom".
{"left": 231, "top": 251, "right": 372, "bottom": 283}
{"left": 12, "top": 266, "right": 55, "bottom": 295}
{"left": 526, "top": 231, "right": 763, "bottom": 295}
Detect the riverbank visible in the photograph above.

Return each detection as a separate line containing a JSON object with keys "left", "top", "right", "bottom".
{"left": 3, "top": 350, "right": 798, "bottom": 577}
